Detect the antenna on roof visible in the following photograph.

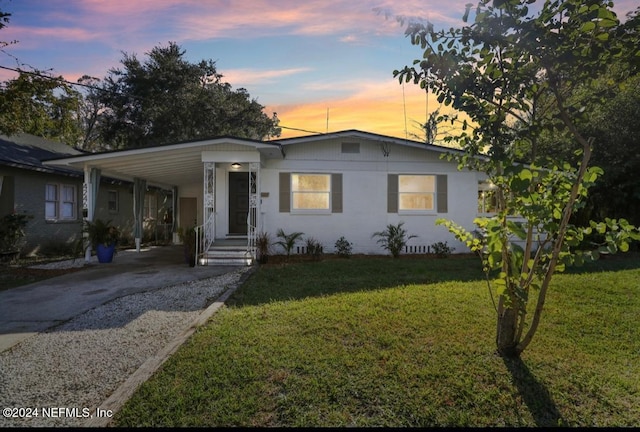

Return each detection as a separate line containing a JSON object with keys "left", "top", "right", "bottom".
{"left": 326, "top": 108, "right": 329, "bottom": 134}
{"left": 402, "top": 81, "right": 408, "bottom": 141}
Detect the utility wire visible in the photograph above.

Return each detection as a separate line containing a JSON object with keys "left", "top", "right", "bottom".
{"left": 0, "top": 64, "right": 108, "bottom": 93}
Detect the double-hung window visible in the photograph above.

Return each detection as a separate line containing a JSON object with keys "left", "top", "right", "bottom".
{"left": 279, "top": 172, "right": 343, "bottom": 213}
{"left": 388, "top": 174, "right": 448, "bottom": 213}
{"left": 292, "top": 174, "right": 331, "bottom": 211}
{"left": 398, "top": 175, "right": 436, "bottom": 211}
{"left": 45, "top": 183, "right": 77, "bottom": 220}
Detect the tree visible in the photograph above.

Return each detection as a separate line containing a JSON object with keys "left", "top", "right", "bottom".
{"left": 97, "top": 42, "right": 280, "bottom": 149}
{"left": 0, "top": 70, "right": 84, "bottom": 145}
{"left": 0, "top": 8, "right": 83, "bottom": 145}
{"left": 535, "top": 63, "right": 640, "bottom": 227}
{"left": 395, "top": 0, "right": 640, "bottom": 357}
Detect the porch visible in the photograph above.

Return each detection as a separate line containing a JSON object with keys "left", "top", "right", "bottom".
{"left": 42, "top": 137, "right": 284, "bottom": 267}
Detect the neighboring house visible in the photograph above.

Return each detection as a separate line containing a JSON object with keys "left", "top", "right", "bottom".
{"left": 45, "top": 130, "right": 493, "bottom": 264}
{"left": 0, "top": 133, "right": 171, "bottom": 255}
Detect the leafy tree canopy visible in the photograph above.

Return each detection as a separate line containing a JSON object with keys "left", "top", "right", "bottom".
{"left": 97, "top": 42, "right": 280, "bottom": 149}
{"left": 0, "top": 71, "right": 83, "bottom": 145}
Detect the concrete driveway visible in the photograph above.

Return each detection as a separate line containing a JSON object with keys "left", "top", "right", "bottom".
{"left": 0, "top": 245, "right": 241, "bottom": 352}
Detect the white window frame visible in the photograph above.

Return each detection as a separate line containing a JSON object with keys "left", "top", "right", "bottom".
{"left": 45, "top": 183, "right": 77, "bottom": 221}
{"left": 398, "top": 174, "right": 436, "bottom": 213}
{"left": 291, "top": 173, "right": 332, "bottom": 213}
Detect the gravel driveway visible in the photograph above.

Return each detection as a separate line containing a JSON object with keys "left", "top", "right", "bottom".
{"left": 0, "top": 266, "right": 251, "bottom": 427}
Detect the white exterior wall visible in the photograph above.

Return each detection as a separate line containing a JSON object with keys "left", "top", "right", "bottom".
{"left": 260, "top": 137, "right": 479, "bottom": 255}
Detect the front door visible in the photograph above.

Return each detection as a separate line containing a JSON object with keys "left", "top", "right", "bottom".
{"left": 228, "top": 172, "right": 248, "bottom": 235}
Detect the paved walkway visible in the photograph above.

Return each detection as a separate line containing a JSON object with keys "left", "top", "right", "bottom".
{"left": 0, "top": 245, "right": 240, "bottom": 352}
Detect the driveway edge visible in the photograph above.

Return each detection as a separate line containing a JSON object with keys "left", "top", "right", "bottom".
{"left": 84, "top": 266, "right": 257, "bottom": 427}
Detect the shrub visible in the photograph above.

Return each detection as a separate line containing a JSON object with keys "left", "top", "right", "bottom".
{"left": 372, "top": 222, "right": 417, "bottom": 258}
{"left": 334, "top": 236, "right": 353, "bottom": 258}
{"left": 256, "top": 232, "right": 272, "bottom": 264}
{"left": 275, "top": 229, "right": 304, "bottom": 261}
{"left": 0, "top": 212, "right": 32, "bottom": 252}
{"left": 305, "top": 237, "right": 324, "bottom": 261}
{"left": 430, "top": 241, "right": 454, "bottom": 258}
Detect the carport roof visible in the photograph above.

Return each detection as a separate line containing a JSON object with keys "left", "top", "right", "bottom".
{"left": 43, "top": 136, "right": 283, "bottom": 189}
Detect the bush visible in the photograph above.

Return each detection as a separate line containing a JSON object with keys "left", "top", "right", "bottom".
{"left": 275, "top": 229, "right": 304, "bottom": 261}
{"left": 372, "top": 222, "right": 417, "bottom": 258}
{"left": 334, "top": 236, "right": 353, "bottom": 258}
{"left": 430, "top": 241, "right": 454, "bottom": 258}
{"left": 0, "top": 212, "right": 32, "bottom": 253}
{"left": 305, "top": 237, "right": 324, "bottom": 261}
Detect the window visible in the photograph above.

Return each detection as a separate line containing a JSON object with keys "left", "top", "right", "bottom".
{"left": 398, "top": 175, "right": 436, "bottom": 211}
{"left": 341, "top": 142, "right": 360, "bottom": 154}
{"left": 292, "top": 174, "right": 331, "bottom": 210}
{"left": 108, "top": 190, "right": 119, "bottom": 213}
{"left": 478, "top": 180, "right": 498, "bottom": 214}
{"left": 388, "top": 174, "right": 447, "bottom": 213}
{"left": 279, "top": 173, "right": 342, "bottom": 213}
{"left": 45, "top": 183, "right": 76, "bottom": 220}
{"left": 144, "top": 193, "right": 157, "bottom": 219}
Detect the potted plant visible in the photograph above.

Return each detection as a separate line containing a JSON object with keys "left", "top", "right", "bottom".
{"left": 255, "top": 231, "right": 272, "bottom": 264}
{"left": 177, "top": 226, "right": 196, "bottom": 267}
{"left": 84, "top": 218, "right": 120, "bottom": 263}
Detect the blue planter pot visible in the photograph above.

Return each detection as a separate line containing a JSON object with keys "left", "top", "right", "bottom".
{"left": 96, "top": 243, "right": 116, "bottom": 263}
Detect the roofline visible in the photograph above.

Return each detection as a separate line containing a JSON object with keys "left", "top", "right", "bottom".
{"left": 272, "top": 129, "right": 465, "bottom": 155}
{"left": 43, "top": 136, "right": 283, "bottom": 165}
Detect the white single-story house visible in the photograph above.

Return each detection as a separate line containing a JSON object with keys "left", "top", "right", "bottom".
{"left": 45, "top": 130, "right": 495, "bottom": 264}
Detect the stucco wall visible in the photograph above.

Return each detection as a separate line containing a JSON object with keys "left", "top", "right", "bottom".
{"left": 259, "top": 138, "right": 478, "bottom": 255}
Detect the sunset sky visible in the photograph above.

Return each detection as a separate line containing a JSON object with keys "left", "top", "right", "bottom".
{"left": 1, "top": 0, "right": 638, "bottom": 140}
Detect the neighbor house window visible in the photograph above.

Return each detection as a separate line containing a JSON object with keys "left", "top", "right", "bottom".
{"left": 398, "top": 175, "right": 436, "bottom": 211}
{"left": 478, "top": 180, "right": 498, "bottom": 214}
{"left": 45, "top": 183, "right": 77, "bottom": 220}
{"left": 279, "top": 172, "right": 343, "bottom": 213}
{"left": 108, "top": 190, "right": 119, "bottom": 213}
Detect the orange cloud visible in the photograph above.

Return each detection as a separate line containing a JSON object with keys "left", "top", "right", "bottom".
{"left": 267, "top": 77, "right": 461, "bottom": 141}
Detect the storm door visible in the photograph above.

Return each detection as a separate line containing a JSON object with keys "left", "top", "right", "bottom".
{"left": 228, "top": 171, "right": 248, "bottom": 235}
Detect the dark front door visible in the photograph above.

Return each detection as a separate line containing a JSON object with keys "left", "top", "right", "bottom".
{"left": 228, "top": 172, "right": 248, "bottom": 235}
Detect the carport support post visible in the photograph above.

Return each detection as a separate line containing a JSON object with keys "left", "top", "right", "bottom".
{"left": 83, "top": 166, "right": 94, "bottom": 262}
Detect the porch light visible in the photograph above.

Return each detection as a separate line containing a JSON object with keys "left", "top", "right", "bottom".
{"left": 231, "top": 163, "right": 242, "bottom": 169}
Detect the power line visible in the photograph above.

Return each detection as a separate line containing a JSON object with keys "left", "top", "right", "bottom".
{"left": 0, "top": 64, "right": 107, "bottom": 93}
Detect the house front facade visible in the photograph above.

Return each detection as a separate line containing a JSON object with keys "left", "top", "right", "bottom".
{"left": 46, "top": 130, "right": 490, "bottom": 263}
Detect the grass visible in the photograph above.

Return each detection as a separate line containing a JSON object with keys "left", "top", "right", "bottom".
{"left": 113, "top": 254, "right": 640, "bottom": 427}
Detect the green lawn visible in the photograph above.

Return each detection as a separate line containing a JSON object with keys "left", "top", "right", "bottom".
{"left": 113, "top": 254, "right": 640, "bottom": 427}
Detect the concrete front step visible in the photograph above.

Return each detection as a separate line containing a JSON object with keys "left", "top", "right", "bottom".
{"left": 201, "top": 247, "right": 253, "bottom": 266}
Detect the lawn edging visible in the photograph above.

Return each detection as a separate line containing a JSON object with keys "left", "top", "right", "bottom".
{"left": 85, "top": 265, "right": 257, "bottom": 427}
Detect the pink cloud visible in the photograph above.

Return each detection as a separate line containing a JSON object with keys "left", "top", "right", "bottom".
{"left": 223, "top": 67, "right": 311, "bottom": 86}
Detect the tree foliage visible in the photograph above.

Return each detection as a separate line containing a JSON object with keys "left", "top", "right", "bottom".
{"left": 0, "top": 71, "right": 84, "bottom": 145}
{"left": 97, "top": 42, "right": 280, "bottom": 149}
{"left": 395, "top": 0, "right": 640, "bottom": 357}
